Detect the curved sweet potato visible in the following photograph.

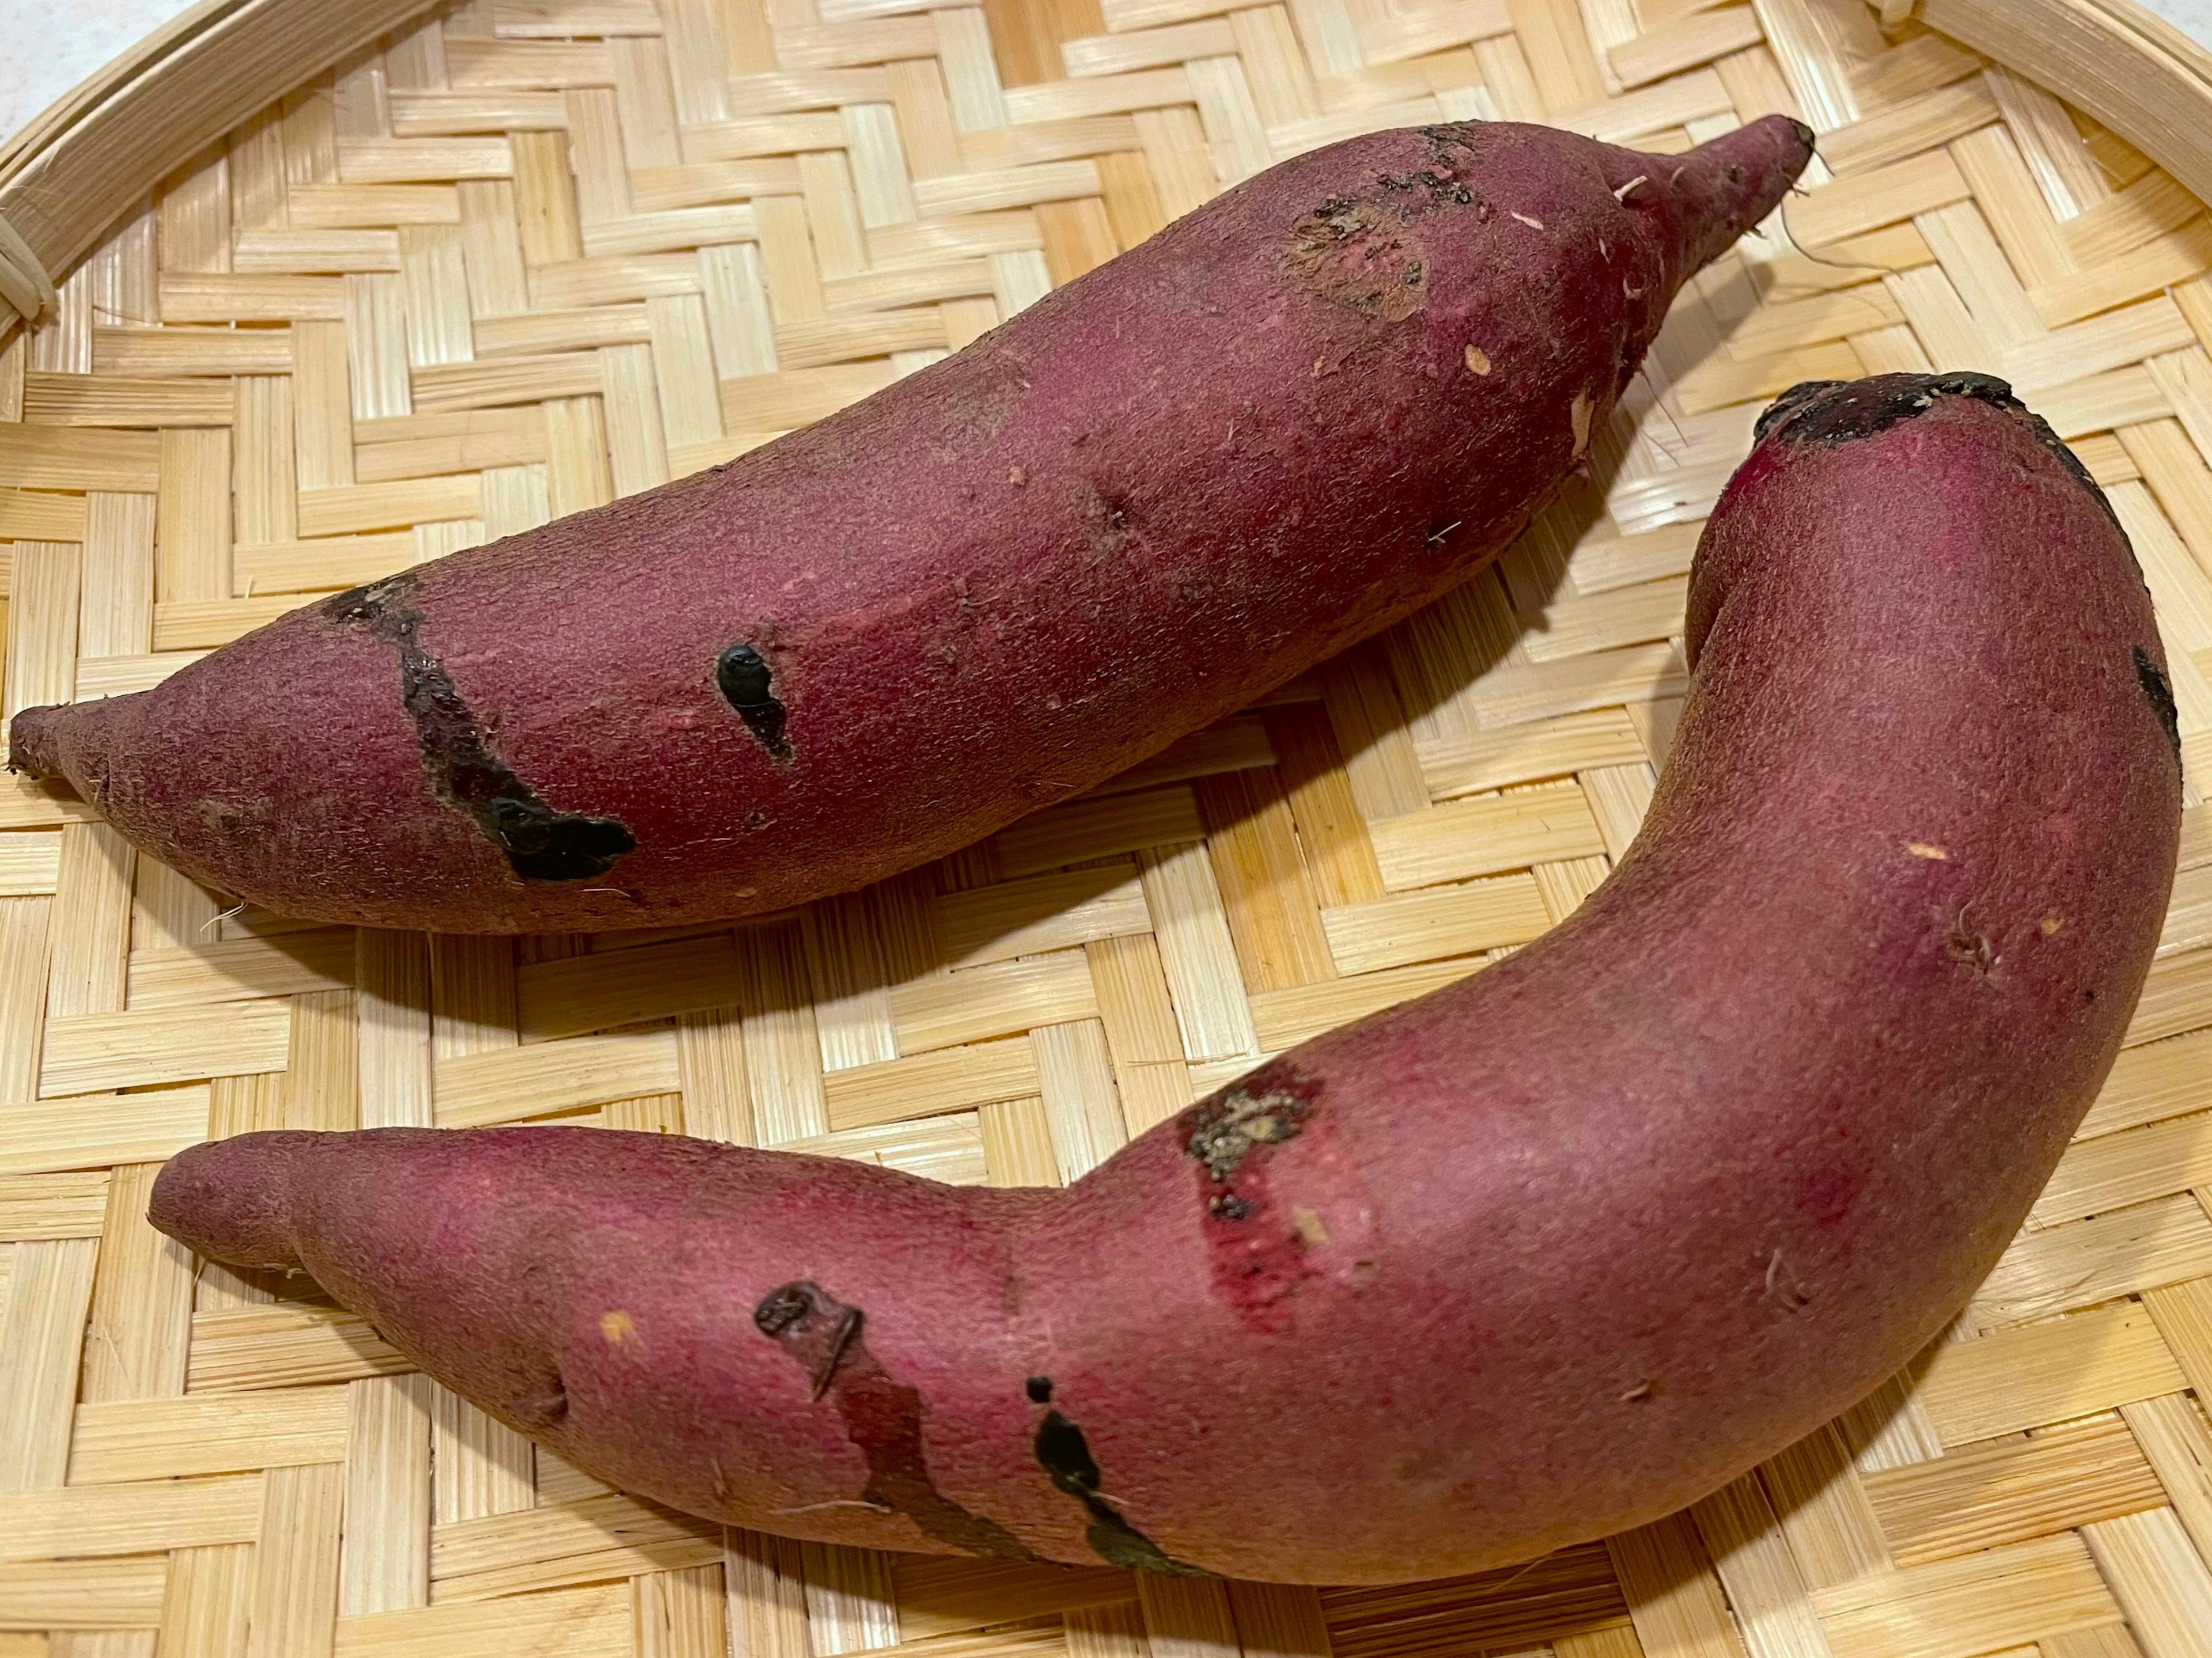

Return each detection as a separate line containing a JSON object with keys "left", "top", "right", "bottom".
{"left": 149, "top": 373, "right": 2181, "bottom": 1584}
{"left": 11, "top": 116, "right": 1811, "bottom": 931}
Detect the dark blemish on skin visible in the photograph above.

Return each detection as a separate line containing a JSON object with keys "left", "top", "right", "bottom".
{"left": 511, "top": 1371, "right": 570, "bottom": 1430}
{"left": 1282, "top": 200, "right": 1427, "bottom": 323}
{"left": 1184, "top": 1075, "right": 1338, "bottom": 1330}
{"left": 1025, "top": 1376, "right": 1053, "bottom": 1405}
{"left": 812, "top": 1306, "right": 863, "bottom": 1400}
{"left": 1415, "top": 124, "right": 1481, "bottom": 170}
{"left": 325, "top": 574, "right": 635, "bottom": 882}
{"left": 1945, "top": 913, "right": 1997, "bottom": 976}
{"left": 1084, "top": 485, "right": 1131, "bottom": 557}
{"left": 716, "top": 643, "right": 793, "bottom": 764}
{"left": 1764, "top": 1249, "right": 1813, "bottom": 1313}
{"left": 1284, "top": 138, "right": 1483, "bottom": 323}
{"left": 754, "top": 1280, "right": 1035, "bottom": 1560}
{"left": 2135, "top": 646, "right": 2183, "bottom": 764}
{"left": 1033, "top": 1407, "right": 1210, "bottom": 1576}
{"left": 1186, "top": 1088, "right": 1308, "bottom": 1182}
{"left": 1752, "top": 378, "right": 1843, "bottom": 442}
{"left": 1756, "top": 374, "right": 2125, "bottom": 531}
{"left": 195, "top": 798, "right": 256, "bottom": 840}
{"left": 1376, "top": 168, "right": 1475, "bottom": 207}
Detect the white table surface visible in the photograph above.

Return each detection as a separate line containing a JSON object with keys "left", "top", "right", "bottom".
{"left": 3, "top": 0, "right": 2211, "bottom": 172}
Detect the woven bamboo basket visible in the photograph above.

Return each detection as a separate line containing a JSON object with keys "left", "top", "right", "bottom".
{"left": 3, "top": 0, "right": 2212, "bottom": 1651}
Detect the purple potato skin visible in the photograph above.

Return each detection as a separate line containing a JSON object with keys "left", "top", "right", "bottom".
{"left": 13, "top": 117, "right": 1812, "bottom": 932}
{"left": 149, "top": 375, "right": 2183, "bottom": 1584}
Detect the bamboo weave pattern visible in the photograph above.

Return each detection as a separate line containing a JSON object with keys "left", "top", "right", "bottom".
{"left": 5, "top": 0, "right": 2212, "bottom": 1653}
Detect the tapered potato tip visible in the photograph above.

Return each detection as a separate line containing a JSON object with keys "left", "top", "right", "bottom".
{"left": 6, "top": 701, "right": 66, "bottom": 778}
{"left": 1660, "top": 112, "right": 1816, "bottom": 278}
{"left": 149, "top": 1132, "right": 320, "bottom": 1271}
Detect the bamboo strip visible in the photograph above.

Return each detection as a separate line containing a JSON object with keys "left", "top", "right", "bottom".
{"left": 158, "top": 1542, "right": 252, "bottom": 1658}
{"left": 333, "top": 1579, "right": 631, "bottom": 1655}
{"left": 2085, "top": 1028, "right": 2212, "bottom": 1136}
{"left": 996, "top": 790, "right": 1205, "bottom": 879}
{"left": 1135, "top": 841, "right": 1258, "bottom": 1062}
{"left": 800, "top": 1542, "right": 901, "bottom": 1654}
{"left": 1810, "top": 1531, "right": 2120, "bottom": 1658}
{"left": 338, "top": 1374, "right": 434, "bottom": 1617}
{"left": 78, "top": 1163, "right": 191, "bottom": 1405}
{"left": 0, "top": 1171, "right": 108, "bottom": 1238}
{"left": 891, "top": 951, "right": 1100, "bottom": 1054}
{"left": 800, "top": 891, "right": 898, "bottom": 1073}
{"left": 1688, "top": 1473, "right": 1827, "bottom": 1658}
{"left": 1605, "top": 1513, "right": 1746, "bottom": 1658}
{"left": 517, "top": 935, "right": 741, "bottom": 1044}
{"left": 1757, "top": 1424, "right": 1893, "bottom": 1590}
{"left": 2, "top": 1473, "right": 263, "bottom": 1565}
{"left": 432, "top": 1490, "right": 721, "bottom": 1603}
{"left": 1367, "top": 786, "right": 1608, "bottom": 890}
{"left": 187, "top": 1302, "right": 410, "bottom": 1392}
{"left": 0, "top": 1555, "right": 170, "bottom": 1627}
{"left": 435, "top": 1027, "right": 681, "bottom": 1125}
{"left": 2120, "top": 1394, "right": 2212, "bottom": 1564}
{"left": 1249, "top": 956, "right": 1482, "bottom": 1051}
{"left": 433, "top": 1386, "right": 534, "bottom": 1527}
{"left": 1787, "top": 147, "right": 1971, "bottom": 245}
{"left": 1970, "top": 1195, "right": 2212, "bottom": 1327}
{"left": 0, "top": 1239, "right": 99, "bottom": 1471}
{"left": 1319, "top": 875, "right": 1551, "bottom": 975}
{"left": 1863, "top": 1413, "right": 2165, "bottom": 1565}
{"left": 2080, "top": 1507, "right": 2212, "bottom": 1658}
{"left": 1821, "top": 78, "right": 1997, "bottom": 174}
{"left": 0, "top": 832, "right": 59, "bottom": 897}
{"left": 1914, "top": 1304, "right": 2190, "bottom": 1446}
{"left": 68, "top": 1385, "right": 351, "bottom": 1485}
{"left": 2145, "top": 1278, "right": 2212, "bottom": 1397}
{"left": 1322, "top": 1543, "right": 1630, "bottom": 1657}
{"left": 243, "top": 1462, "right": 343, "bottom": 1658}
{"left": 820, "top": 1039, "right": 1039, "bottom": 1130}
{"left": 2036, "top": 1110, "right": 2212, "bottom": 1226}
{"left": 0, "top": 1086, "right": 209, "bottom": 1178}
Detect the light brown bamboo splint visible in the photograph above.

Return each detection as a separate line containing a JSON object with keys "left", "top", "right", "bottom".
{"left": 5, "top": 0, "right": 2212, "bottom": 1653}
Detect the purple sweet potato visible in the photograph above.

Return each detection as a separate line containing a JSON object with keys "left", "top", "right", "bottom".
{"left": 149, "top": 374, "right": 2181, "bottom": 1584}
{"left": 11, "top": 116, "right": 1812, "bottom": 932}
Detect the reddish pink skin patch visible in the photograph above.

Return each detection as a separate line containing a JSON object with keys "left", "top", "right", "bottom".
{"left": 1188, "top": 1095, "right": 1376, "bottom": 1333}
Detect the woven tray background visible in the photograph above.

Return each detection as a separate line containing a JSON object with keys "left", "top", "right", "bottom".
{"left": 4, "top": 0, "right": 2212, "bottom": 1653}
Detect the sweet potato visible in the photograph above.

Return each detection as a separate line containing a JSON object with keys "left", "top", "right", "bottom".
{"left": 10, "top": 117, "right": 1812, "bottom": 932}
{"left": 148, "top": 374, "right": 2182, "bottom": 1584}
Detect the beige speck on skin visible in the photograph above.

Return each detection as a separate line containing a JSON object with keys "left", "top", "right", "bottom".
{"left": 2040, "top": 915, "right": 2065, "bottom": 935}
{"left": 1906, "top": 842, "right": 1950, "bottom": 860}
{"left": 599, "top": 1310, "right": 639, "bottom": 1346}
{"left": 1293, "top": 1207, "right": 1332, "bottom": 1246}
{"left": 1464, "top": 344, "right": 1492, "bottom": 375}
{"left": 1570, "top": 393, "right": 1593, "bottom": 457}
{"left": 1511, "top": 211, "right": 1544, "bottom": 229}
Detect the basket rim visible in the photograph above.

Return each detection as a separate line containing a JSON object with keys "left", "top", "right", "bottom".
{"left": 0, "top": 0, "right": 2208, "bottom": 336}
